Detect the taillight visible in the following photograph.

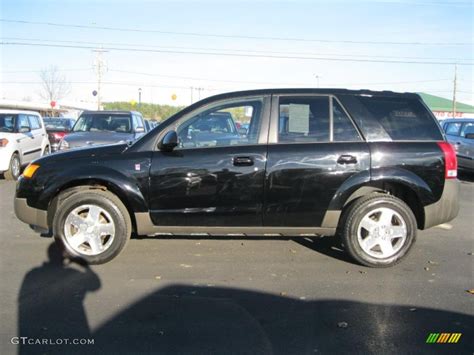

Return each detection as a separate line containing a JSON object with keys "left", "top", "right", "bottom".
{"left": 53, "top": 132, "right": 66, "bottom": 140}
{"left": 437, "top": 141, "right": 457, "bottom": 179}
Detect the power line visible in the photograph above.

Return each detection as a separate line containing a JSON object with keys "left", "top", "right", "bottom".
{"left": 1, "top": 19, "right": 472, "bottom": 46}
{"left": 108, "top": 69, "right": 309, "bottom": 86}
{"left": 0, "top": 68, "right": 92, "bottom": 73}
{"left": 0, "top": 66, "right": 455, "bottom": 88}
{"left": 3, "top": 36, "right": 473, "bottom": 62}
{"left": 2, "top": 41, "right": 472, "bottom": 66}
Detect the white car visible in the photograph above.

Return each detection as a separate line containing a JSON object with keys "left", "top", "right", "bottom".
{"left": 0, "top": 110, "right": 50, "bottom": 180}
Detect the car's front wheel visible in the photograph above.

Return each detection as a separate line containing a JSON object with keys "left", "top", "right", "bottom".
{"left": 340, "top": 194, "right": 417, "bottom": 268}
{"left": 4, "top": 153, "right": 21, "bottom": 180}
{"left": 53, "top": 189, "right": 132, "bottom": 264}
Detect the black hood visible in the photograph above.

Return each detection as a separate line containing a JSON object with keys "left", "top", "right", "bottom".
{"left": 34, "top": 143, "right": 129, "bottom": 165}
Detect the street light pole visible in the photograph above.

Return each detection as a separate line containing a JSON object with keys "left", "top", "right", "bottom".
{"left": 138, "top": 88, "right": 142, "bottom": 108}
{"left": 314, "top": 75, "right": 320, "bottom": 88}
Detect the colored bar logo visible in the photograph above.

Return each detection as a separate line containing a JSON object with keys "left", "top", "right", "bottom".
{"left": 426, "top": 333, "right": 462, "bottom": 344}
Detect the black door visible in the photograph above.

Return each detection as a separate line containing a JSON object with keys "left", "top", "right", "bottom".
{"left": 149, "top": 95, "right": 270, "bottom": 226}
{"left": 264, "top": 95, "right": 370, "bottom": 227}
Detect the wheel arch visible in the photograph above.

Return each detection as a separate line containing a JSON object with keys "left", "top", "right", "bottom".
{"left": 44, "top": 173, "right": 146, "bottom": 234}
{"left": 327, "top": 169, "right": 430, "bottom": 229}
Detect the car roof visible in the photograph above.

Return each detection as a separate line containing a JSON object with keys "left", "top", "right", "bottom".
{"left": 197, "top": 88, "right": 421, "bottom": 101}
{"left": 81, "top": 110, "right": 141, "bottom": 115}
{"left": 441, "top": 118, "right": 474, "bottom": 123}
{"left": 0, "top": 109, "right": 42, "bottom": 116}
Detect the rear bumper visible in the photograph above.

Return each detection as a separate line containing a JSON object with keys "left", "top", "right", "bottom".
{"left": 423, "top": 179, "right": 460, "bottom": 229}
{"left": 14, "top": 197, "right": 48, "bottom": 230}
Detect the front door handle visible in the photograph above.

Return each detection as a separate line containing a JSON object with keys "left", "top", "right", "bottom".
{"left": 233, "top": 156, "right": 254, "bottom": 166}
{"left": 337, "top": 155, "right": 357, "bottom": 165}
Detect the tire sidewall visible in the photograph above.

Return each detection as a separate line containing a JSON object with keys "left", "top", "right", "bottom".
{"left": 53, "top": 192, "right": 130, "bottom": 264}
{"left": 7, "top": 153, "right": 21, "bottom": 180}
{"left": 345, "top": 198, "right": 417, "bottom": 267}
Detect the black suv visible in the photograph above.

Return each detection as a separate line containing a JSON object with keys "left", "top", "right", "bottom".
{"left": 14, "top": 89, "right": 459, "bottom": 267}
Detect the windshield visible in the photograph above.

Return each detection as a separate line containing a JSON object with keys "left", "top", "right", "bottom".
{"left": 73, "top": 114, "right": 132, "bottom": 133}
{"left": 44, "top": 118, "right": 72, "bottom": 130}
{"left": 0, "top": 114, "right": 17, "bottom": 133}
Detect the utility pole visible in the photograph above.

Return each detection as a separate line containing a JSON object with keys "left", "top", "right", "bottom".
{"left": 452, "top": 64, "right": 457, "bottom": 119}
{"left": 93, "top": 48, "right": 108, "bottom": 110}
{"left": 138, "top": 88, "right": 142, "bottom": 108}
{"left": 196, "top": 87, "right": 204, "bottom": 100}
{"left": 190, "top": 86, "right": 194, "bottom": 104}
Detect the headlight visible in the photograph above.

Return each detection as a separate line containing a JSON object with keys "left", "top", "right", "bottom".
{"left": 0, "top": 138, "right": 8, "bottom": 147}
{"left": 23, "top": 164, "right": 40, "bottom": 179}
{"left": 59, "top": 139, "right": 69, "bottom": 150}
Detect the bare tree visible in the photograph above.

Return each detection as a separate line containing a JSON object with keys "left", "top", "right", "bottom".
{"left": 39, "top": 66, "right": 70, "bottom": 102}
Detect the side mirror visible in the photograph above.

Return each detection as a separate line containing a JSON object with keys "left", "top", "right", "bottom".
{"left": 19, "top": 126, "right": 30, "bottom": 133}
{"left": 465, "top": 133, "right": 474, "bottom": 139}
{"left": 158, "top": 130, "right": 178, "bottom": 152}
{"left": 135, "top": 126, "right": 145, "bottom": 133}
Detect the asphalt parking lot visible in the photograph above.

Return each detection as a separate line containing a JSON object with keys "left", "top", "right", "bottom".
{"left": 0, "top": 176, "right": 473, "bottom": 354}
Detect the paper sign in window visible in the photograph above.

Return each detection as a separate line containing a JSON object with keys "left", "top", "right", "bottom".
{"left": 289, "top": 104, "right": 310, "bottom": 134}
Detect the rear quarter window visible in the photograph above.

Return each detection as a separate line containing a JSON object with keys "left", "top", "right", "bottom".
{"left": 356, "top": 96, "right": 443, "bottom": 141}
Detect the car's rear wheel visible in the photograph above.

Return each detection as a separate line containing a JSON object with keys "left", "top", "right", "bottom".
{"left": 340, "top": 194, "right": 417, "bottom": 268}
{"left": 53, "top": 189, "right": 131, "bottom": 264}
{"left": 4, "top": 153, "right": 21, "bottom": 180}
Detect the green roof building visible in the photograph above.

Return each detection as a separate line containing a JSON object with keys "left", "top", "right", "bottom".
{"left": 418, "top": 93, "right": 474, "bottom": 119}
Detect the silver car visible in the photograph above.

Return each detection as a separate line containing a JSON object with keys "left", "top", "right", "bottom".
{"left": 441, "top": 118, "right": 474, "bottom": 172}
{"left": 59, "top": 111, "right": 147, "bottom": 151}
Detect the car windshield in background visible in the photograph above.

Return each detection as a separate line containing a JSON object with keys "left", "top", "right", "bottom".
{"left": 355, "top": 96, "right": 443, "bottom": 141}
{"left": 0, "top": 114, "right": 17, "bottom": 133}
{"left": 73, "top": 114, "right": 132, "bottom": 133}
{"left": 44, "top": 119, "right": 71, "bottom": 130}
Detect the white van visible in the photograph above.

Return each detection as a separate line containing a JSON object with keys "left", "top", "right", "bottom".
{"left": 0, "top": 110, "right": 50, "bottom": 180}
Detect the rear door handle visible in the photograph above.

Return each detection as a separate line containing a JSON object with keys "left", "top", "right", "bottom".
{"left": 233, "top": 156, "right": 254, "bottom": 166}
{"left": 337, "top": 155, "right": 357, "bottom": 165}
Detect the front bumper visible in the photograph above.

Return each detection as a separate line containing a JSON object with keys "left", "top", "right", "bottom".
{"left": 423, "top": 179, "right": 460, "bottom": 229}
{"left": 14, "top": 197, "right": 48, "bottom": 230}
{"left": 0, "top": 147, "right": 14, "bottom": 172}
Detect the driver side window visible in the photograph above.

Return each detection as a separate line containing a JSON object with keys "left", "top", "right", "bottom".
{"left": 177, "top": 99, "right": 263, "bottom": 149}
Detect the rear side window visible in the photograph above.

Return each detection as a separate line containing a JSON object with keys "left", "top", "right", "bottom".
{"left": 356, "top": 96, "right": 443, "bottom": 141}
{"left": 18, "top": 115, "right": 30, "bottom": 129}
{"left": 460, "top": 122, "right": 474, "bottom": 137}
{"left": 279, "top": 97, "right": 330, "bottom": 143}
{"left": 28, "top": 115, "right": 41, "bottom": 130}
{"left": 333, "top": 101, "right": 361, "bottom": 142}
{"left": 278, "top": 96, "right": 361, "bottom": 143}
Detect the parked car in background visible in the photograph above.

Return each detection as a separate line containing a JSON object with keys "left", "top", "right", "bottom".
{"left": 0, "top": 110, "right": 50, "bottom": 180}
{"left": 15, "top": 89, "right": 459, "bottom": 267}
{"left": 441, "top": 118, "right": 474, "bottom": 172}
{"left": 144, "top": 119, "right": 157, "bottom": 132}
{"left": 178, "top": 111, "right": 241, "bottom": 148}
{"left": 43, "top": 117, "right": 76, "bottom": 152}
{"left": 59, "top": 111, "right": 146, "bottom": 151}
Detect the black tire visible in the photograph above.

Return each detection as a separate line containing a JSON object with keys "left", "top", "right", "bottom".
{"left": 53, "top": 189, "right": 132, "bottom": 264}
{"left": 340, "top": 194, "right": 417, "bottom": 268}
{"left": 4, "top": 153, "right": 21, "bottom": 180}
